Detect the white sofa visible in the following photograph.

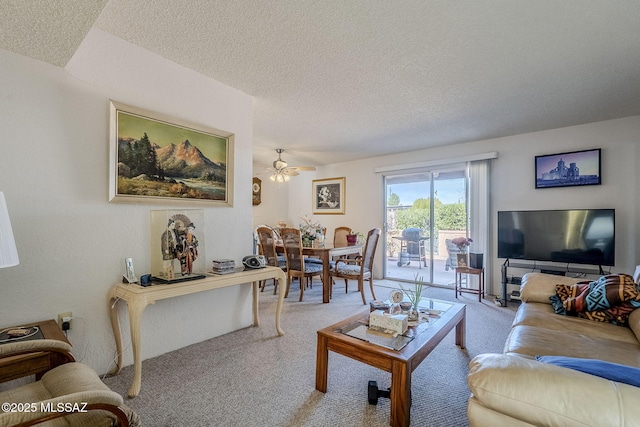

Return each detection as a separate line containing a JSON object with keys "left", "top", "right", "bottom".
{"left": 467, "top": 272, "right": 640, "bottom": 427}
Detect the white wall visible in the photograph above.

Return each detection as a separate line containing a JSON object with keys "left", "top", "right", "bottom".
{"left": 268, "top": 117, "right": 640, "bottom": 295}
{"left": 0, "top": 29, "right": 254, "bottom": 374}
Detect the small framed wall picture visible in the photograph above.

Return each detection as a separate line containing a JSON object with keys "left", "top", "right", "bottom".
{"left": 312, "top": 177, "right": 345, "bottom": 215}
{"left": 535, "top": 148, "right": 601, "bottom": 189}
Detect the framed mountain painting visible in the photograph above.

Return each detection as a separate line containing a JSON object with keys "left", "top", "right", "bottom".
{"left": 109, "top": 100, "right": 234, "bottom": 206}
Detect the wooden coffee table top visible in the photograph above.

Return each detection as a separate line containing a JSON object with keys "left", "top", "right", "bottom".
{"left": 318, "top": 298, "right": 466, "bottom": 366}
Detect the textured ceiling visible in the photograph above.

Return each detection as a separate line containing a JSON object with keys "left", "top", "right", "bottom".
{"left": 2, "top": 1, "right": 640, "bottom": 168}
{"left": 0, "top": 0, "right": 108, "bottom": 67}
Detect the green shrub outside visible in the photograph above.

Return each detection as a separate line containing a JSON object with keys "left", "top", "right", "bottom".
{"left": 395, "top": 198, "right": 466, "bottom": 234}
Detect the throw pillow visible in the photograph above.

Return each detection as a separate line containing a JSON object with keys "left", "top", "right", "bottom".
{"left": 536, "top": 355, "right": 640, "bottom": 388}
{"left": 551, "top": 274, "right": 640, "bottom": 326}
{"left": 565, "top": 274, "right": 638, "bottom": 313}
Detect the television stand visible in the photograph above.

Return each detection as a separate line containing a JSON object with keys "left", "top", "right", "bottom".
{"left": 499, "top": 260, "right": 606, "bottom": 307}
{"left": 539, "top": 269, "right": 566, "bottom": 276}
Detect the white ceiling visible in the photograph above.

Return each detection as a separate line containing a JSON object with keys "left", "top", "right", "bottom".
{"left": 2, "top": 1, "right": 640, "bottom": 168}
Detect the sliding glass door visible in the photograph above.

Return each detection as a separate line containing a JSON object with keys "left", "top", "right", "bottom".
{"left": 383, "top": 167, "right": 468, "bottom": 286}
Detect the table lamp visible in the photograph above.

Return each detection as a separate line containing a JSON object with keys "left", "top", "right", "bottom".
{"left": 0, "top": 192, "right": 19, "bottom": 268}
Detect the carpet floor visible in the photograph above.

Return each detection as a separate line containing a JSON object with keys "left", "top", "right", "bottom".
{"left": 103, "top": 279, "right": 517, "bottom": 426}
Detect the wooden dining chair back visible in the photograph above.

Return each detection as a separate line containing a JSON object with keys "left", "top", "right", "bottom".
{"left": 333, "top": 226, "right": 352, "bottom": 248}
{"left": 330, "top": 228, "right": 381, "bottom": 304}
{"left": 256, "top": 226, "right": 287, "bottom": 293}
{"left": 254, "top": 224, "right": 280, "bottom": 255}
{"left": 280, "top": 227, "right": 323, "bottom": 301}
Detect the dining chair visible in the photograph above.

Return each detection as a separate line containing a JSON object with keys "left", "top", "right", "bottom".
{"left": 254, "top": 224, "right": 280, "bottom": 254}
{"left": 306, "top": 227, "right": 327, "bottom": 265}
{"left": 330, "top": 228, "right": 381, "bottom": 304}
{"left": 330, "top": 226, "right": 354, "bottom": 264}
{"left": 256, "top": 226, "right": 287, "bottom": 294}
{"left": 333, "top": 226, "right": 352, "bottom": 248}
{"left": 280, "top": 227, "right": 323, "bottom": 301}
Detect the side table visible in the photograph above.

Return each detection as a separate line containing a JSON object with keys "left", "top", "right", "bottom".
{"left": 0, "top": 319, "right": 74, "bottom": 383}
{"left": 455, "top": 266, "right": 485, "bottom": 302}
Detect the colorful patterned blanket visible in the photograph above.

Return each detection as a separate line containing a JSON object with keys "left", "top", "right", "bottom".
{"left": 550, "top": 274, "right": 640, "bottom": 326}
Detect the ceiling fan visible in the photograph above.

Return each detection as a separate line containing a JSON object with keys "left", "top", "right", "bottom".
{"left": 266, "top": 149, "right": 316, "bottom": 184}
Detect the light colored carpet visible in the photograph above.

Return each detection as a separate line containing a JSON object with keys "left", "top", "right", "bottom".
{"left": 103, "top": 279, "right": 517, "bottom": 426}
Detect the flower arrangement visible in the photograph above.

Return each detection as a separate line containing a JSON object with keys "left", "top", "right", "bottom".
{"left": 451, "top": 236, "right": 473, "bottom": 253}
{"left": 299, "top": 214, "right": 323, "bottom": 239}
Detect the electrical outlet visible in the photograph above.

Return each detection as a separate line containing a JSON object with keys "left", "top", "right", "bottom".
{"left": 58, "top": 312, "right": 72, "bottom": 330}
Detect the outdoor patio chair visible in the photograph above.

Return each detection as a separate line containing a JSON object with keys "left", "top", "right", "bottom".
{"left": 445, "top": 238, "right": 460, "bottom": 271}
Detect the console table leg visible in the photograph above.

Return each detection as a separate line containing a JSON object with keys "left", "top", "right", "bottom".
{"left": 275, "top": 272, "right": 286, "bottom": 336}
{"left": 127, "top": 299, "right": 147, "bottom": 398}
{"left": 107, "top": 290, "right": 124, "bottom": 375}
{"left": 252, "top": 281, "right": 259, "bottom": 327}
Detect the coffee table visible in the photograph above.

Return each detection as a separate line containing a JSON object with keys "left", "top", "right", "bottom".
{"left": 315, "top": 299, "right": 466, "bottom": 427}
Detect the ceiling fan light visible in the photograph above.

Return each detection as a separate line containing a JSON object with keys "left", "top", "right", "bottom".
{"left": 273, "top": 159, "right": 287, "bottom": 170}
{"left": 267, "top": 149, "right": 311, "bottom": 186}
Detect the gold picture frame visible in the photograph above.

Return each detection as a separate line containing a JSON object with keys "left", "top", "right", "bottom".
{"left": 109, "top": 100, "right": 234, "bottom": 206}
{"left": 312, "top": 177, "right": 345, "bottom": 215}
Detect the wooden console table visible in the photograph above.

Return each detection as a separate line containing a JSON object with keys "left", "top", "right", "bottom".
{"left": 107, "top": 266, "right": 287, "bottom": 397}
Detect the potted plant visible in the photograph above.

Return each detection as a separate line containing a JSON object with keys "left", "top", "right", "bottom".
{"left": 400, "top": 274, "right": 426, "bottom": 321}
{"left": 346, "top": 231, "right": 360, "bottom": 246}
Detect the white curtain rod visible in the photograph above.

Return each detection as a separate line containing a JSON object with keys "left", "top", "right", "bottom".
{"left": 373, "top": 151, "right": 498, "bottom": 174}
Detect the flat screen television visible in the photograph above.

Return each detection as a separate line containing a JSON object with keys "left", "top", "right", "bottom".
{"left": 497, "top": 209, "right": 615, "bottom": 266}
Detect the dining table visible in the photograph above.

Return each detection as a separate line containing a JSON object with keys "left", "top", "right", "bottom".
{"left": 276, "top": 243, "right": 363, "bottom": 303}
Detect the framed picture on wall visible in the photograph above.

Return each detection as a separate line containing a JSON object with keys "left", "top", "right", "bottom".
{"left": 109, "top": 100, "right": 235, "bottom": 206}
{"left": 535, "top": 148, "right": 601, "bottom": 189}
{"left": 312, "top": 177, "right": 345, "bottom": 214}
